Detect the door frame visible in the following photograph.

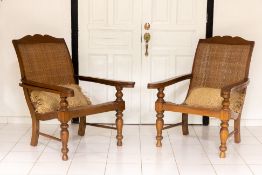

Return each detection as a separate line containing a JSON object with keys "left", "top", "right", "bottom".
{"left": 70, "top": 0, "right": 215, "bottom": 125}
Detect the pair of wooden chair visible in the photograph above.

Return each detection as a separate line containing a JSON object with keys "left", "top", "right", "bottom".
{"left": 13, "top": 35, "right": 254, "bottom": 160}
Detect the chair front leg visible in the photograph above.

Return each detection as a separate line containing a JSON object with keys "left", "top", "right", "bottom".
{"left": 220, "top": 119, "right": 229, "bottom": 158}
{"left": 155, "top": 88, "right": 165, "bottom": 147}
{"left": 220, "top": 92, "right": 230, "bottom": 158}
{"left": 58, "top": 96, "right": 70, "bottom": 161}
{"left": 78, "top": 116, "right": 86, "bottom": 136}
{"left": 60, "top": 122, "right": 69, "bottom": 161}
{"left": 115, "top": 86, "right": 124, "bottom": 146}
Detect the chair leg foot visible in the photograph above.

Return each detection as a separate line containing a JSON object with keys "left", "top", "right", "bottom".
{"left": 182, "top": 113, "right": 189, "bottom": 135}
{"left": 156, "top": 111, "right": 164, "bottom": 147}
{"left": 234, "top": 117, "right": 241, "bottom": 143}
{"left": 116, "top": 110, "right": 123, "bottom": 146}
{"left": 30, "top": 117, "right": 39, "bottom": 146}
{"left": 78, "top": 116, "right": 86, "bottom": 136}
{"left": 219, "top": 120, "right": 229, "bottom": 158}
{"left": 60, "top": 122, "right": 69, "bottom": 161}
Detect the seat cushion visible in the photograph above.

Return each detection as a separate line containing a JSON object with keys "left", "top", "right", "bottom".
{"left": 30, "top": 84, "right": 91, "bottom": 114}
{"left": 185, "top": 87, "right": 244, "bottom": 114}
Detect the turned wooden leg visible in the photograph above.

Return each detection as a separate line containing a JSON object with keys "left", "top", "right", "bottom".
{"left": 30, "top": 117, "right": 39, "bottom": 146}
{"left": 60, "top": 122, "right": 69, "bottom": 161}
{"left": 116, "top": 110, "right": 123, "bottom": 146}
{"left": 156, "top": 111, "right": 164, "bottom": 147}
{"left": 234, "top": 116, "right": 241, "bottom": 143}
{"left": 115, "top": 86, "right": 124, "bottom": 146}
{"left": 78, "top": 116, "right": 86, "bottom": 136}
{"left": 155, "top": 88, "right": 165, "bottom": 147}
{"left": 219, "top": 120, "right": 229, "bottom": 158}
{"left": 182, "top": 113, "right": 189, "bottom": 135}
{"left": 58, "top": 96, "right": 70, "bottom": 161}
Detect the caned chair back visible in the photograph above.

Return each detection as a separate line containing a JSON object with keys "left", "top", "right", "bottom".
{"left": 190, "top": 36, "right": 254, "bottom": 90}
{"left": 13, "top": 35, "right": 75, "bottom": 85}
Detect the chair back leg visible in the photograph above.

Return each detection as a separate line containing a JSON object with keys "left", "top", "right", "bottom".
{"left": 30, "top": 117, "right": 39, "bottom": 146}
{"left": 234, "top": 115, "right": 241, "bottom": 143}
{"left": 182, "top": 113, "right": 189, "bottom": 135}
{"left": 78, "top": 116, "right": 86, "bottom": 136}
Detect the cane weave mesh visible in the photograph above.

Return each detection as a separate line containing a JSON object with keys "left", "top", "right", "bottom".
{"left": 17, "top": 43, "right": 75, "bottom": 85}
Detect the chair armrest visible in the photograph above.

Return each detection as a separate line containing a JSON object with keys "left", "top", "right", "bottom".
{"left": 221, "top": 79, "right": 249, "bottom": 96}
{"left": 75, "top": 75, "right": 135, "bottom": 88}
{"left": 20, "top": 79, "right": 74, "bottom": 97}
{"left": 147, "top": 74, "right": 192, "bottom": 89}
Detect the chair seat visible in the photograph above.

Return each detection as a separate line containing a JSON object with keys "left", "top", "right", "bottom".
{"left": 184, "top": 87, "right": 244, "bottom": 118}
{"left": 30, "top": 84, "right": 91, "bottom": 114}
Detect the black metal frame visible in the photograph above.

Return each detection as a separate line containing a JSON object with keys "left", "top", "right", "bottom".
{"left": 71, "top": 0, "right": 214, "bottom": 125}
{"left": 203, "top": 0, "right": 214, "bottom": 126}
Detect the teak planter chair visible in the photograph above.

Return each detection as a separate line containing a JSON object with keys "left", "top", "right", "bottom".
{"left": 148, "top": 36, "right": 254, "bottom": 158}
{"left": 13, "top": 34, "right": 135, "bottom": 160}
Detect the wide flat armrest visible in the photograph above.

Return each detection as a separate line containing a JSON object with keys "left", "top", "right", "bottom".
{"left": 20, "top": 79, "right": 74, "bottom": 97}
{"left": 147, "top": 74, "right": 192, "bottom": 89}
{"left": 221, "top": 79, "right": 249, "bottom": 96}
{"left": 76, "top": 75, "right": 135, "bottom": 88}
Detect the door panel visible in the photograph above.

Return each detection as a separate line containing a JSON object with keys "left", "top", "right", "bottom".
{"left": 79, "top": 0, "right": 141, "bottom": 124}
{"left": 141, "top": 0, "right": 207, "bottom": 123}
{"left": 79, "top": 0, "right": 207, "bottom": 124}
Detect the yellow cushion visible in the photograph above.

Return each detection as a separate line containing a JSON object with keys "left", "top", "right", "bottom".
{"left": 185, "top": 87, "right": 244, "bottom": 114}
{"left": 30, "top": 84, "right": 91, "bottom": 114}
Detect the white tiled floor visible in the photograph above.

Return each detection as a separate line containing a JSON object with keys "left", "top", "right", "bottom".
{"left": 0, "top": 123, "right": 262, "bottom": 174}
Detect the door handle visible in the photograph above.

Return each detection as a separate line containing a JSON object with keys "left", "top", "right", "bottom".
{"left": 144, "top": 23, "right": 151, "bottom": 56}
{"left": 144, "top": 33, "right": 151, "bottom": 56}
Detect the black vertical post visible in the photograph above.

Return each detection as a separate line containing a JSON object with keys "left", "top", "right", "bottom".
{"left": 203, "top": 0, "right": 214, "bottom": 126}
{"left": 71, "top": 0, "right": 80, "bottom": 123}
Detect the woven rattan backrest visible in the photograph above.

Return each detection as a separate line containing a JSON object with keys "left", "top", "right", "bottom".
{"left": 190, "top": 36, "right": 254, "bottom": 89}
{"left": 13, "top": 35, "right": 75, "bottom": 85}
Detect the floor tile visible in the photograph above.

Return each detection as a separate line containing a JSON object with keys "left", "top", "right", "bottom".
{"left": 142, "top": 163, "right": 179, "bottom": 175}
{"left": 178, "top": 164, "right": 216, "bottom": 175}
{"left": 107, "top": 151, "right": 141, "bottom": 163}
{"left": 29, "top": 162, "right": 70, "bottom": 175}
{"left": 76, "top": 143, "right": 109, "bottom": 153}
{"left": 0, "top": 162, "right": 34, "bottom": 175}
{"left": 175, "top": 152, "right": 210, "bottom": 165}
{"left": 73, "top": 152, "right": 107, "bottom": 163}
{"left": 249, "top": 165, "right": 262, "bottom": 175}
{"left": 142, "top": 152, "right": 175, "bottom": 164}
{"left": 207, "top": 152, "right": 245, "bottom": 165}
{"left": 68, "top": 162, "right": 106, "bottom": 175}
{"left": 105, "top": 163, "right": 141, "bottom": 175}
{"left": 11, "top": 142, "right": 46, "bottom": 152}
{"left": 2, "top": 151, "right": 41, "bottom": 163}
{"left": 213, "top": 165, "right": 253, "bottom": 175}
{"left": 37, "top": 152, "right": 74, "bottom": 162}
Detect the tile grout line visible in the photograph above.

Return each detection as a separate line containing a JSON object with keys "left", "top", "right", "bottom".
{"left": 103, "top": 124, "right": 113, "bottom": 175}
{"left": 192, "top": 125, "right": 218, "bottom": 175}
{"left": 167, "top": 128, "right": 181, "bottom": 175}
{"left": 139, "top": 125, "right": 143, "bottom": 175}
{"left": 27, "top": 124, "right": 60, "bottom": 175}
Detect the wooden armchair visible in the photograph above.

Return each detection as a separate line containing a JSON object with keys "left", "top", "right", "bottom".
{"left": 13, "top": 34, "right": 135, "bottom": 160}
{"left": 148, "top": 36, "right": 254, "bottom": 158}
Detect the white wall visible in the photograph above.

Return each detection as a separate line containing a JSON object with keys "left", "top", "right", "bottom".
{"left": 0, "top": 0, "right": 71, "bottom": 122}
{"left": 0, "top": 0, "right": 262, "bottom": 125}
{"left": 213, "top": 0, "right": 262, "bottom": 125}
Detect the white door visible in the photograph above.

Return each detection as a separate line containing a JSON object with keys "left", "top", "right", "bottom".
{"left": 78, "top": 0, "right": 142, "bottom": 124}
{"left": 141, "top": 0, "right": 207, "bottom": 123}
{"left": 79, "top": 0, "right": 207, "bottom": 124}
